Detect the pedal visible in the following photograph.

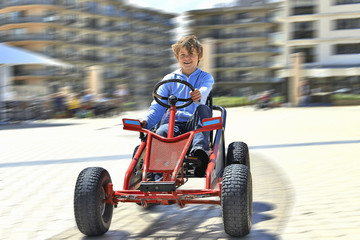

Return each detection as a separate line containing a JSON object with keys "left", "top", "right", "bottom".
{"left": 184, "top": 156, "right": 201, "bottom": 166}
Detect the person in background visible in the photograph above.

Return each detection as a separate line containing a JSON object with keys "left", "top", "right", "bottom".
{"left": 67, "top": 93, "right": 80, "bottom": 117}
{"left": 114, "top": 84, "right": 129, "bottom": 114}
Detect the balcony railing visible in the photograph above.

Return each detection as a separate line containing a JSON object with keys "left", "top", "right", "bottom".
{"left": 216, "top": 77, "right": 281, "bottom": 83}
{"left": 269, "top": 32, "right": 286, "bottom": 44}
{"left": 216, "top": 61, "right": 271, "bottom": 68}
{"left": 0, "top": 0, "right": 57, "bottom": 8}
{"left": 1, "top": 34, "right": 57, "bottom": 41}
{"left": 0, "top": 1, "right": 173, "bottom": 25}
{"left": 291, "top": 6, "right": 315, "bottom": 16}
{"left": 201, "top": 31, "right": 269, "bottom": 39}
{"left": 193, "top": 17, "right": 270, "bottom": 27}
{"left": 14, "top": 70, "right": 57, "bottom": 77}
{"left": 216, "top": 46, "right": 279, "bottom": 54}
{"left": 292, "top": 31, "right": 315, "bottom": 39}
{"left": 0, "top": 17, "right": 47, "bottom": 25}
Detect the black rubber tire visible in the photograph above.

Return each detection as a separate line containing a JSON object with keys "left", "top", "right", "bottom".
{"left": 133, "top": 145, "right": 140, "bottom": 158}
{"left": 227, "top": 141, "right": 250, "bottom": 168}
{"left": 74, "top": 167, "right": 113, "bottom": 236}
{"left": 221, "top": 164, "right": 252, "bottom": 237}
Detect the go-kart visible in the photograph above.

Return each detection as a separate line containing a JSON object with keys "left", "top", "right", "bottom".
{"left": 74, "top": 79, "right": 252, "bottom": 237}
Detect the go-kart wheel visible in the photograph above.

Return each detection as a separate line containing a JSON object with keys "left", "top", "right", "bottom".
{"left": 153, "top": 79, "right": 195, "bottom": 109}
{"left": 226, "top": 141, "right": 250, "bottom": 168}
{"left": 221, "top": 164, "right": 252, "bottom": 237}
{"left": 74, "top": 167, "right": 113, "bottom": 236}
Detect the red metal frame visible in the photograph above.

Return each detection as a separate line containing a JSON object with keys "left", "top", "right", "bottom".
{"left": 107, "top": 105, "right": 223, "bottom": 207}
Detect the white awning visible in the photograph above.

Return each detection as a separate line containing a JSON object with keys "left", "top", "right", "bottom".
{"left": 0, "top": 43, "right": 70, "bottom": 67}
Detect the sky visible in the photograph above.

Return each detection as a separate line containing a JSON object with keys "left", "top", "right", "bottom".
{"left": 127, "top": 0, "right": 236, "bottom": 37}
{"left": 128, "top": 0, "right": 234, "bottom": 14}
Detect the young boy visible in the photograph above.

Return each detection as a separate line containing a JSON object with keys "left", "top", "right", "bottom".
{"left": 141, "top": 35, "right": 214, "bottom": 176}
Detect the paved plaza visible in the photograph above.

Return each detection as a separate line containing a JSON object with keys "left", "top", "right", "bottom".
{"left": 0, "top": 106, "right": 359, "bottom": 239}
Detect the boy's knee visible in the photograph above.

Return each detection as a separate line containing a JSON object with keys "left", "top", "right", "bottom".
{"left": 156, "top": 125, "right": 168, "bottom": 137}
{"left": 196, "top": 105, "right": 211, "bottom": 117}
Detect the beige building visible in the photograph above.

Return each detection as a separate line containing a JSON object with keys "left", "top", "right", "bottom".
{"left": 188, "top": 0, "right": 360, "bottom": 104}
{"left": 278, "top": 0, "right": 360, "bottom": 100}
{"left": 0, "top": 0, "right": 176, "bottom": 103}
{"left": 187, "top": 0, "right": 285, "bottom": 97}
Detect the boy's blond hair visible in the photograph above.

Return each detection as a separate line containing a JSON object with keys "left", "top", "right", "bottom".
{"left": 171, "top": 35, "right": 203, "bottom": 60}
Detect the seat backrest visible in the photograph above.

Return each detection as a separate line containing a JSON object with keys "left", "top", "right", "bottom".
{"left": 206, "top": 91, "right": 214, "bottom": 147}
{"left": 206, "top": 91, "right": 213, "bottom": 112}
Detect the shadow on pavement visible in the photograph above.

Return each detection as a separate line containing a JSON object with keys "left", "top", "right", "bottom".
{"left": 253, "top": 201, "right": 276, "bottom": 225}
{"left": 49, "top": 153, "right": 291, "bottom": 240}
{"left": 0, "top": 122, "right": 80, "bottom": 130}
{"left": 0, "top": 154, "right": 132, "bottom": 168}
{"left": 67, "top": 202, "right": 279, "bottom": 240}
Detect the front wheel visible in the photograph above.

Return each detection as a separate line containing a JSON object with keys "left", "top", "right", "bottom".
{"left": 221, "top": 164, "right": 252, "bottom": 237}
{"left": 74, "top": 167, "right": 113, "bottom": 236}
{"left": 227, "top": 141, "right": 250, "bottom": 168}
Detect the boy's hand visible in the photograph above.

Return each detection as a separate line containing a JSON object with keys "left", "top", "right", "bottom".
{"left": 190, "top": 89, "right": 201, "bottom": 102}
{"left": 141, "top": 120, "right": 147, "bottom": 128}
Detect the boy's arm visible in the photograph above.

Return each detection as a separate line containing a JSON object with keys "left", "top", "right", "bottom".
{"left": 198, "top": 73, "right": 214, "bottom": 104}
{"left": 142, "top": 82, "right": 168, "bottom": 130}
{"left": 143, "top": 101, "right": 166, "bottom": 130}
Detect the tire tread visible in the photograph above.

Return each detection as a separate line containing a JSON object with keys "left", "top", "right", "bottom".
{"left": 222, "top": 164, "right": 252, "bottom": 237}
{"left": 74, "top": 167, "right": 113, "bottom": 236}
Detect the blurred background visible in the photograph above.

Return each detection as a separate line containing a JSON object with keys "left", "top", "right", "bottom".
{"left": 1, "top": 0, "right": 360, "bottom": 123}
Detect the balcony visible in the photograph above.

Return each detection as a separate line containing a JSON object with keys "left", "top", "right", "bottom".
{"left": 216, "top": 61, "right": 271, "bottom": 69}
{"left": 292, "top": 30, "right": 315, "bottom": 40}
{"left": 14, "top": 69, "right": 56, "bottom": 77}
{"left": 216, "top": 77, "right": 281, "bottom": 83}
{"left": 193, "top": 17, "right": 270, "bottom": 27}
{"left": 84, "top": 56, "right": 103, "bottom": 62}
{"left": 201, "top": 31, "right": 268, "bottom": 39}
{"left": 269, "top": 32, "right": 286, "bottom": 45}
{"left": 0, "top": 17, "right": 47, "bottom": 25}
{"left": 291, "top": 6, "right": 316, "bottom": 16}
{"left": 0, "top": 0, "right": 58, "bottom": 8}
{"left": 216, "top": 46, "right": 279, "bottom": 54}
{"left": 1, "top": 34, "right": 57, "bottom": 42}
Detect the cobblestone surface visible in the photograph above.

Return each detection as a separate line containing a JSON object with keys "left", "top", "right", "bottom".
{"left": 0, "top": 106, "right": 359, "bottom": 239}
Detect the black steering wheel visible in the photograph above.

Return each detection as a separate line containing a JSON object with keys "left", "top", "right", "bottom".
{"left": 152, "top": 79, "right": 195, "bottom": 109}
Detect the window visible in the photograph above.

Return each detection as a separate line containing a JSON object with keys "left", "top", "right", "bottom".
{"left": 13, "top": 80, "right": 26, "bottom": 86}
{"left": 335, "top": 0, "right": 360, "bottom": 5}
{"left": 46, "top": 28, "right": 56, "bottom": 36}
{"left": 10, "top": 11, "right": 25, "bottom": 19}
{"left": 46, "top": 45, "right": 57, "bottom": 57}
{"left": 236, "top": 12, "right": 250, "bottom": 23}
{"left": 13, "top": 28, "right": 26, "bottom": 35}
{"left": 335, "top": 18, "right": 360, "bottom": 30}
{"left": 292, "top": 0, "right": 316, "bottom": 15}
{"left": 103, "top": 5, "right": 116, "bottom": 15}
{"left": 64, "top": 14, "right": 76, "bottom": 24}
{"left": 292, "top": 21, "right": 316, "bottom": 39}
{"left": 334, "top": 43, "right": 360, "bottom": 54}
{"left": 292, "top": 46, "right": 316, "bottom": 63}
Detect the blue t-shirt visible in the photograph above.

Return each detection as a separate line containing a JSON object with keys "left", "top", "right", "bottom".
{"left": 145, "top": 68, "right": 214, "bottom": 130}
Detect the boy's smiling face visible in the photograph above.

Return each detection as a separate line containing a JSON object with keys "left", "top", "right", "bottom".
{"left": 177, "top": 47, "right": 201, "bottom": 77}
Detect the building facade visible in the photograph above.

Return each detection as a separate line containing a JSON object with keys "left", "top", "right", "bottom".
{"left": 277, "top": 0, "right": 360, "bottom": 96}
{"left": 0, "top": 0, "right": 176, "bottom": 103}
{"left": 187, "top": 0, "right": 285, "bottom": 97}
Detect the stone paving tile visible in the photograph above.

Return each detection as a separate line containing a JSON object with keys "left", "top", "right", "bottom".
{"left": 1, "top": 107, "right": 360, "bottom": 239}
{"left": 48, "top": 151, "right": 290, "bottom": 240}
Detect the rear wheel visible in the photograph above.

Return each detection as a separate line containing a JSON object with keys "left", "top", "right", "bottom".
{"left": 227, "top": 141, "right": 250, "bottom": 168}
{"left": 221, "top": 164, "right": 252, "bottom": 237}
{"left": 74, "top": 167, "right": 113, "bottom": 236}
